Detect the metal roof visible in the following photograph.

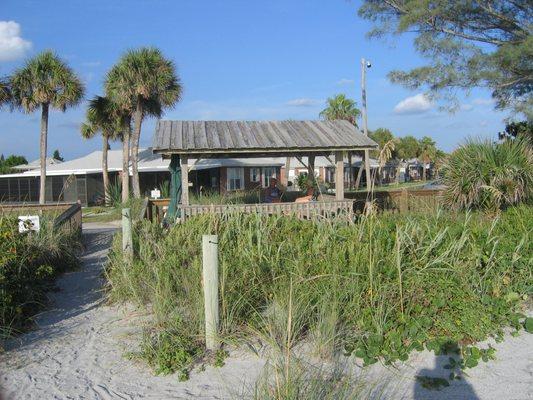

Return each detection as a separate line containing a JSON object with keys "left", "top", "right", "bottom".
{"left": 12, "top": 157, "right": 63, "bottom": 171}
{"left": 152, "top": 120, "right": 378, "bottom": 157}
{"left": 0, "top": 149, "right": 284, "bottom": 178}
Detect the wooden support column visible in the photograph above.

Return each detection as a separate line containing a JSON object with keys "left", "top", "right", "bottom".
{"left": 308, "top": 155, "right": 315, "bottom": 180}
{"left": 335, "top": 151, "right": 344, "bottom": 200}
{"left": 364, "top": 149, "right": 372, "bottom": 192}
{"left": 283, "top": 156, "right": 291, "bottom": 186}
{"left": 181, "top": 155, "right": 189, "bottom": 206}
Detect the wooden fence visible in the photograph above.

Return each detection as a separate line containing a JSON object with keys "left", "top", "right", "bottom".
{"left": 0, "top": 202, "right": 82, "bottom": 235}
{"left": 345, "top": 188, "right": 444, "bottom": 213}
{"left": 144, "top": 198, "right": 355, "bottom": 222}
{"left": 142, "top": 188, "right": 444, "bottom": 223}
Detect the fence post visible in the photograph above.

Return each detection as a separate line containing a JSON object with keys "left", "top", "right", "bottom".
{"left": 399, "top": 190, "right": 408, "bottom": 213}
{"left": 122, "top": 208, "right": 133, "bottom": 257}
{"left": 202, "top": 234, "right": 219, "bottom": 350}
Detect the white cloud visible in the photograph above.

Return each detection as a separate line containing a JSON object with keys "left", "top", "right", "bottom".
{"left": 0, "top": 21, "right": 32, "bottom": 62}
{"left": 286, "top": 98, "right": 319, "bottom": 107}
{"left": 337, "top": 78, "right": 354, "bottom": 86}
{"left": 472, "top": 98, "right": 494, "bottom": 106}
{"left": 460, "top": 103, "right": 474, "bottom": 111}
{"left": 393, "top": 93, "right": 432, "bottom": 115}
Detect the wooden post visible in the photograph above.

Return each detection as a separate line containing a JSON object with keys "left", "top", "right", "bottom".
{"left": 181, "top": 155, "right": 189, "bottom": 207}
{"left": 335, "top": 151, "right": 344, "bottom": 200}
{"left": 364, "top": 150, "right": 372, "bottom": 192}
{"left": 122, "top": 208, "right": 133, "bottom": 257}
{"left": 284, "top": 156, "right": 291, "bottom": 187}
{"left": 202, "top": 234, "right": 219, "bottom": 350}
{"left": 307, "top": 155, "right": 315, "bottom": 180}
{"left": 399, "top": 189, "right": 408, "bottom": 213}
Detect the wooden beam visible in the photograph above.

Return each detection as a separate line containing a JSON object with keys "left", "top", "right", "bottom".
{"left": 181, "top": 155, "right": 189, "bottom": 206}
{"left": 296, "top": 156, "right": 308, "bottom": 169}
{"left": 335, "top": 151, "right": 344, "bottom": 200}
{"left": 187, "top": 157, "right": 201, "bottom": 172}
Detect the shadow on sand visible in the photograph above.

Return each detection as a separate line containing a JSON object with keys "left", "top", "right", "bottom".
{"left": 414, "top": 341, "right": 479, "bottom": 400}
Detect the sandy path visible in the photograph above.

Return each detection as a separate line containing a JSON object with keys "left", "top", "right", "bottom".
{"left": 0, "top": 223, "right": 263, "bottom": 400}
{"left": 1, "top": 222, "right": 531, "bottom": 399}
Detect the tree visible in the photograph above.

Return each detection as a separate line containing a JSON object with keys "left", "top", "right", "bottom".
{"left": 359, "top": 1, "right": 532, "bottom": 118}
{"left": 498, "top": 120, "right": 533, "bottom": 144}
{"left": 10, "top": 51, "right": 84, "bottom": 204}
{"left": 0, "top": 154, "right": 27, "bottom": 174}
{"left": 81, "top": 96, "right": 125, "bottom": 205}
{"left": 52, "top": 149, "right": 64, "bottom": 161}
{"left": 369, "top": 128, "right": 397, "bottom": 157}
{"left": 418, "top": 136, "right": 437, "bottom": 180}
{"left": 105, "top": 47, "right": 182, "bottom": 198}
{"left": 0, "top": 77, "right": 11, "bottom": 106}
{"left": 319, "top": 94, "right": 361, "bottom": 126}
{"left": 397, "top": 135, "right": 420, "bottom": 160}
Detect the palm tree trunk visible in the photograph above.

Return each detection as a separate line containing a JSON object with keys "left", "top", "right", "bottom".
{"left": 131, "top": 100, "right": 143, "bottom": 198}
{"left": 122, "top": 127, "right": 130, "bottom": 203}
{"left": 102, "top": 134, "right": 110, "bottom": 206}
{"left": 39, "top": 103, "right": 49, "bottom": 204}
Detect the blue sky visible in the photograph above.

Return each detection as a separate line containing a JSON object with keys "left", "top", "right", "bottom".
{"left": 0, "top": 0, "right": 507, "bottom": 161}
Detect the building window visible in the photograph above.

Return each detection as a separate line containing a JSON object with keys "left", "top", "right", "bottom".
{"left": 262, "top": 167, "right": 277, "bottom": 188}
{"left": 227, "top": 167, "right": 244, "bottom": 191}
{"left": 250, "top": 167, "right": 261, "bottom": 183}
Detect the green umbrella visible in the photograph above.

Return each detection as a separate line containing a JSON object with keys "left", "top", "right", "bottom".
{"left": 166, "top": 154, "right": 182, "bottom": 221}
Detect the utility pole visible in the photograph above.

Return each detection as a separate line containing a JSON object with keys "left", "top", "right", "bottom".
{"left": 361, "top": 58, "right": 372, "bottom": 192}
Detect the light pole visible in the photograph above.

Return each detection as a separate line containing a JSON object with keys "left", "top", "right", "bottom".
{"left": 361, "top": 58, "right": 372, "bottom": 192}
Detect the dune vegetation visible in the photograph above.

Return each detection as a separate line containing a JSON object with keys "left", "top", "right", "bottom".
{"left": 106, "top": 205, "right": 532, "bottom": 383}
{"left": 0, "top": 214, "right": 81, "bottom": 340}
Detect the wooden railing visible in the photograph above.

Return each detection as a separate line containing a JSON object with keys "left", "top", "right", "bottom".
{"left": 143, "top": 189, "right": 445, "bottom": 223}
{"left": 345, "top": 188, "right": 444, "bottom": 213}
{"left": 0, "top": 202, "right": 82, "bottom": 235}
{"left": 53, "top": 203, "right": 83, "bottom": 235}
{"left": 145, "top": 198, "right": 355, "bottom": 222}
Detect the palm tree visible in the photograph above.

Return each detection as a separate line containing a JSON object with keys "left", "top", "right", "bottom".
{"left": 0, "top": 78, "right": 11, "bottom": 106}
{"left": 10, "top": 51, "right": 84, "bottom": 204}
{"left": 320, "top": 94, "right": 362, "bottom": 188}
{"left": 81, "top": 96, "right": 125, "bottom": 205}
{"left": 419, "top": 136, "right": 437, "bottom": 181}
{"left": 319, "top": 94, "right": 361, "bottom": 127}
{"left": 105, "top": 47, "right": 182, "bottom": 198}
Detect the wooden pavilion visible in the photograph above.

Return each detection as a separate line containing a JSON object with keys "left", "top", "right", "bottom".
{"left": 151, "top": 120, "right": 378, "bottom": 220}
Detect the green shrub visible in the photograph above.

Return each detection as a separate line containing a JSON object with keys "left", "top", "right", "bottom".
{"left": 106, "top": 206, "right": 532, "bottom": 378}
{"left": 0, "top": 214, "right": 81, "bottom": 339}
{"left": 442, "top": 138, "right": 533, "bottom": 210}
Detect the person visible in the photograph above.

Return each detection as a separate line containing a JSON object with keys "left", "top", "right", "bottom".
{"left": 295, "top": 186, "right": 315, "bottom": 203}
{"left": 264, "top": 177, "right": 282, "bottom": 203}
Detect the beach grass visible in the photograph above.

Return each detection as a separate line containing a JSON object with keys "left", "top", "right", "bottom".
{"left": 105, "top": 205, "right": 532, "bottom": 386}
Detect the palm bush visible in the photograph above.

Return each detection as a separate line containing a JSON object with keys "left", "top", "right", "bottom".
{"left": 442, "top": 138, "right": 533, "bottom": 210}
{"left": 107, "top": 180, "right": 123, "bottom": 207}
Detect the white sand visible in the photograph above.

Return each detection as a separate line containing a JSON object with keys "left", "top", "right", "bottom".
{"left": 1, "top": 223, "right": 531, "bottom": 399}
